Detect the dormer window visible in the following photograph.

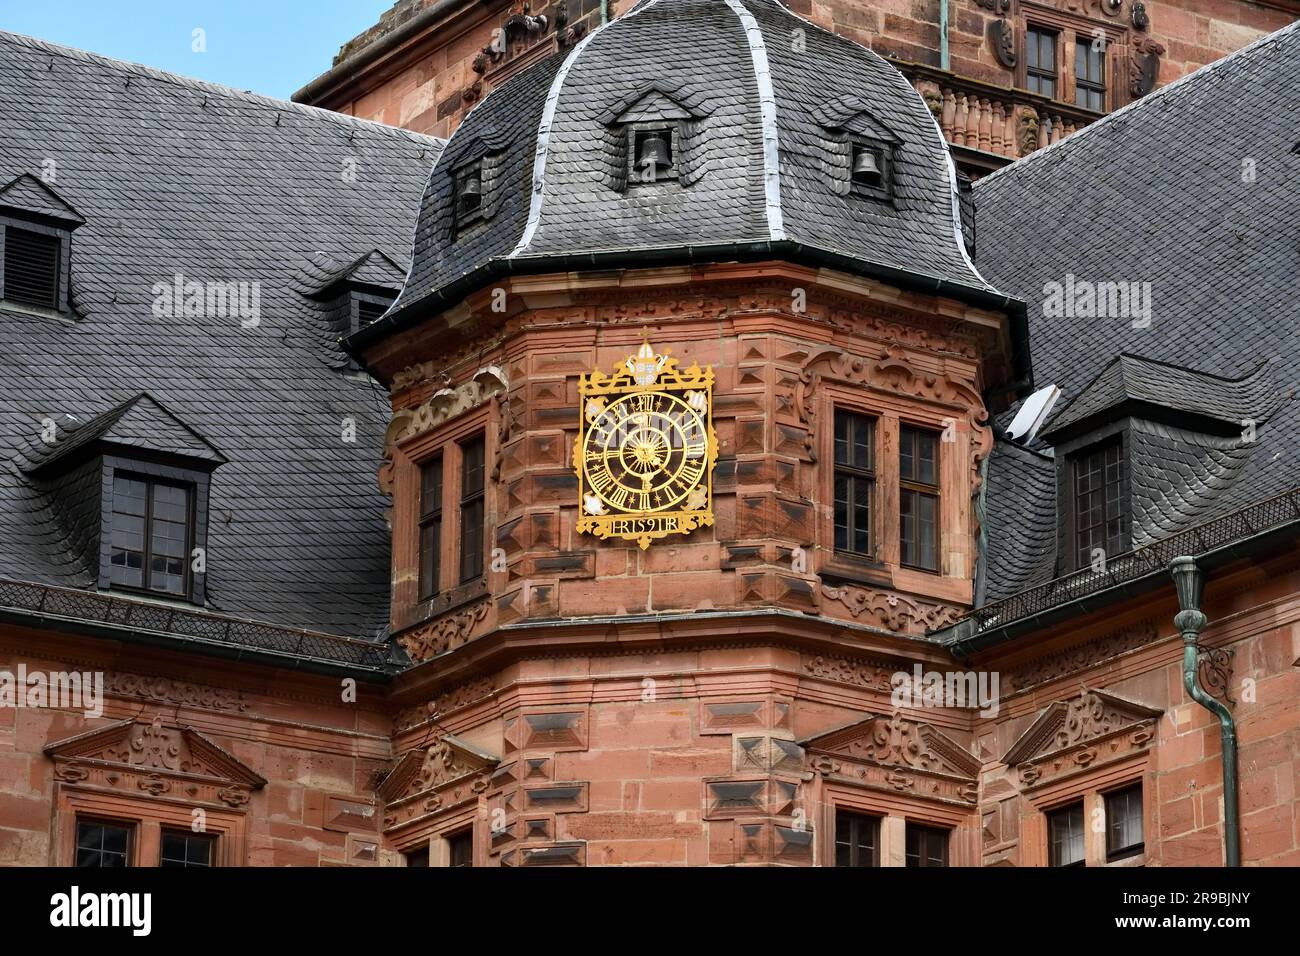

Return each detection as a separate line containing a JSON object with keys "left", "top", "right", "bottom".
{"left": 454, "top": 161, "right": 484, "bottom": 228}
{"left": 0, "top": 173, "right": 84, "bottom": 316}
{"left": 108, "top": 474, "right": 193, "bottom": 596}
{"left": 3, "top": 224, "right": 60, "bottom": 309}
{"left": 1069, "top": 437, "right": 1129, "bottom": 569}
{"left": 628, "top": 125, "right": 677, "bottom": 185}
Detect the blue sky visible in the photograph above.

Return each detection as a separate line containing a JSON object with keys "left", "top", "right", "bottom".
{"left": 1, "top": 1, "right": 395, "bottom": 99}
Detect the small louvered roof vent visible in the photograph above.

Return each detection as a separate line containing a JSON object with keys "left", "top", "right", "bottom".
{"left": 3, "top": 224, "right": 60, "bottom": 309}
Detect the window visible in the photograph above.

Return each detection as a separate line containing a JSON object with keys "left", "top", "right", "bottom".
{"left": 75, "top": 820, "right": 132, "bottom": 867}
{"left": 1048, "top": 802, "right": 1085, "bottom": 867}
{"left": 1071, "top": 439, "right": 1128, "bottom": 568}
{"left": 458, "top": 435, "right": 486, "bottom": 583}
{"left": 905, "top": 823, "right": 949, "bottom": 867}
{"left": 628, "top": 125, "right": 677, "bottom": 185}
{"left": 833, "top": 411, "right": 875, "bottom": 557}
{"left": 418, "top": 457, "right": 443, "bottom": 600}
{"left": 160, "top": 831, "right": 215, "bottom": 867}
{"left": 405, "top": 844, "right": 430, "bottom": 867}
{"left": 1026, "top": 27, "right": 1058, "bottom": 98}
{"left": 1074, "top": 37, "right": 1106, "bottom": 111}
{"left": 899, "top": 426, "right": 939, "bottom": 572}
{"left": 454, "top": 161, "right": 483, "bottom": 227}
{"left": 1105, "top": 785, "right": 1144, "bottom": 861}
{"left": 2, "top": 224, "right": 60, "bottom": 309}
{"left": 834, "top": 810, "right": 879, "bottom": 867}
{"left": 108, "top": 475, "right": 192, "bottom": 596}
{"left": 448, "top": 829, "right": 474, "bottom": 868}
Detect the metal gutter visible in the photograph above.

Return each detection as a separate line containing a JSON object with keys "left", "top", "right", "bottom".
{"left": 946, "top": 502, "right": 1300, "bottom": 658}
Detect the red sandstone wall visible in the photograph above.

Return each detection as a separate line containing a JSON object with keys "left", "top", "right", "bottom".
{"left": 307, "top": 0, "right": 1298, "bottom": 140}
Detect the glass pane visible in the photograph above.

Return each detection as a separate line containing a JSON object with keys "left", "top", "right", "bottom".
{"left": 421, "top": 458, "right": 442, "bottom": 517}
{"left": 419, "top": 518, "right": 441, "bottom": 599}
{"left": 461, "top": 436, "right": 485, "bottom": 497}
{"left": 460, "top": 499, "right": 484, "bottom": 582}
{"left": 834, "top": 475, "right": 849, "bottom": 552}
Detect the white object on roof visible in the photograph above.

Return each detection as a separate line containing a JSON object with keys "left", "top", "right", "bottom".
{"left": 1006, "top": 384, "right": 1061, "bottom": 443}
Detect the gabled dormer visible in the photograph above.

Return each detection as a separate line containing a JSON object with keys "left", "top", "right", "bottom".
{"left": 598, "top": 82, "right": 712, "bottom": 190}
{"left": 1039, "top": 354, "right": 1281, "bottom": 572}
{"left": 297, "top": 249, "right": 405, "bottom": 371}
{"left": 22, "top": 393, "right": 225, "bottom": 604}
{"left": 0, "top": 173, "right": 85, "bottom": 316}
{"left": 811, "top": 95, "right": 905, "bottom": 201}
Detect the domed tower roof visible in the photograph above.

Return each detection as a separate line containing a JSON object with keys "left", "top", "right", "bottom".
{"left": 355, "top": 0, "right": 1014, "bottom": 349}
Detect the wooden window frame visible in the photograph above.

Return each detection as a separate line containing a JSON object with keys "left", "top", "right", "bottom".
{"left": 418, "top": 455, "right": 443, "bottom": 601}
{"left": 1022, "top": 759, "right": 1149, "bottom": 867}
{"left": 105, "top": 472, "right": 194, "bottom": 599}
{"left": 816, "top": 387, "right": 970, "bottom": 605}
{"left": 73, "top": 817, "right": 136, "bottom": 868}
{"left": 1068, "top": 434, "right": 1130, "bottom": 570}
{"left": 392, "top": 404, "right": 493, "bottom": 626}
{"left": 458, "top": 433, "right": 486, "bottom": 584}
{"left": 818, "top": 783, "right": 976, "bottom": 867}
{"left": 834, "top": 808, "right": 881, "bottom": 868}
{"left": 1073, "top": 36, "right": 1107, "bottom": 112}
{"left": 1024, "top": 25, "right": 1060, "bottom": 100}
{"left": 1103, "top": 783, "right": 1145, "bottom": 862}
{"left": 59, "top": 794, "right": 244, "bottom": 867}
{"left": 1046, "top": 800, "right": 1086, "bottom": 867}
{"left": 832, "top": 409, "right": 877, "bottom": 560}
{"left": 392, "top": 811, "right": 479, "bottom": 868}
{"left": 899, "top": 424, "right": 941, "bottom": 573}
{"left": 904, "top": 821, "right": 950, "bottom": 868}
{"left": 1018, "top": 3, "right": 1126, "bottom": 113}
{"left": 159, "top": 828, "right": 218, "bottom": 868}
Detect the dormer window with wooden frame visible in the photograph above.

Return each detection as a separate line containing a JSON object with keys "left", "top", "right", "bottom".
{"left": 599, "top": 84, "right": 709, "bottom": 193}
{"left": 1069, "top": 436, "right": 1129, "bottom": 570}
{"left": 0, "top": 173, "right": 84, "bottom": 317}
{"left": 108, "top": 474, "right": 193, "bottom": 597}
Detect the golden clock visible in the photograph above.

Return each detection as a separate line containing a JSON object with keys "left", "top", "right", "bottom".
{"left": 574, "top": 340, "right": 717, "bottom": 549}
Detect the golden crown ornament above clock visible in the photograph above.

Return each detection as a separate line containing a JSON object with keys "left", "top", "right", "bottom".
{"left": 574, "top": 340, "right": 718, "bottom": 549}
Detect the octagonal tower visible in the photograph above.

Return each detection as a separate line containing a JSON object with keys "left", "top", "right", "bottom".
{"left": 352, "top": 0, "right": 1026, "bottom": 867}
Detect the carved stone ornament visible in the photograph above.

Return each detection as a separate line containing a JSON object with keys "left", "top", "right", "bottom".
{"left": 803, "top": 712, "right": 982, "bottom": 805}
{"left": 377, "top": 734, "right": 499, "bottom": 832}
{"left": 1002, "top": 689, "right": 1162, "bottom": 788}
{"left": 1016, "top": 106, "right": 1040, "bottom": 157}
{"left": 104, "top": 673, "right": 248, "bottom": 712}
{"left": 1002, "top": 620, "right": 1159, "bottom": 692}
{"left": 396, "top": 600, "right": 490, "bottom": 664}
{"left": 43, "top": 718, "right": 266, "bottom": 807}
{"left": 394, "top": 677, "right": 496, "bottom": 731}
{"left": 380, "top": 365, "right": 509, "bottom": 494}
{"left": 803, "top": 653, "right": 897, "bottom": 691}
{"left": 821, "top": 583, "right": 964, "bottom": 635}
{"left": 1130, "top": 34, "right": 1165, "bottom": 97}
{"left": 974, "top": 0, "right": 1011, "bottom": 12}
{"left": 991, "top": 19, "right": 1017, "bottom": 69}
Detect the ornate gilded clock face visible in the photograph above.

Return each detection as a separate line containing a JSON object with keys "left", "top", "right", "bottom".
{"left": 573, "top": 341, "right": 717, "bottom": 549}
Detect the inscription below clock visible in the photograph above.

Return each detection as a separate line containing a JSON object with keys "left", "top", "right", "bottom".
{"left": 574, "top": 341, "right": 718, "bottom": 549}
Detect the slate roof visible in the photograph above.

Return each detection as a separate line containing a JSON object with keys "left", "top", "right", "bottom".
{"left": 973, "top": 21, "right": 1300, "bottom": 602}
{"left": 0, "top": 30, "right": 442, "bottom": 638}
{"left": 357, "top": 0, "right": 1005, "bottom": 348}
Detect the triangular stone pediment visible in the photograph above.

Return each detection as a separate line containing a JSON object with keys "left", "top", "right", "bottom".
{"left": 0, "top": 173, "right": 85, "bottom": 226}
{"left": 377, "top": 733, "right": 499, "bottom": 804}
{"left": 1003, "top": 689, "right": 1162, "bottom": 766}
{"left": 802, "top": 712, "right": 981, "bottom": 779}
{"left": 45, "top": 718, "right": 265, "bottom": 790}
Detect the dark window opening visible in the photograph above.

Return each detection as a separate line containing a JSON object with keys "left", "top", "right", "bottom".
{"left": 418, "top": 457, "right": 443, "bottom": 600}
{"left": 76, "top": 820, "right": 132, "bottom": 867}
{"left": 109, "top": 475, "right": 192, "bottom": 597}
{"left": 1105, "top": 784, "right": 1144, "bottom": 862}
{"left": 833, "top": 410, "right": 875, "bottom": 557}
{"left": 454, "top": 162, "right": 483, "bottom": 226}
{"left": 1026, "top": 27, "right": 1059, "bottom": 99}
{"left": 1048, "top": 802, "right": 1086, "bottom": 867}
{"left": 405, "top": 844, "right": 430, "bottom": 867}
{"left": 458, "top": 435, "right": 485, "bottom": 583}
{"left": 1071, "top": 439, "right": 1128, "bottom": 569}
{"left": 3, "top": 224, "right": 60, "bottom": 309}
{"left": 905, "top": 823, "right": 949, "bottom": 867}
{"left": 900, "top": 425, "right": 939, "bottom": 572}
{"left": 629, "top": 127, "right": 676, "bottom": 184}
{"left": 448, "top": 829, "right": 474, "bottom": 867}
{"left": 1074, "top": 38, "right": 1106, "bottom": 111}
{"left": 834, "top": 810, "right": 879, "bottom": 867}
{"left": 160, "top": 831, "right": 215, "bottom": 867}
